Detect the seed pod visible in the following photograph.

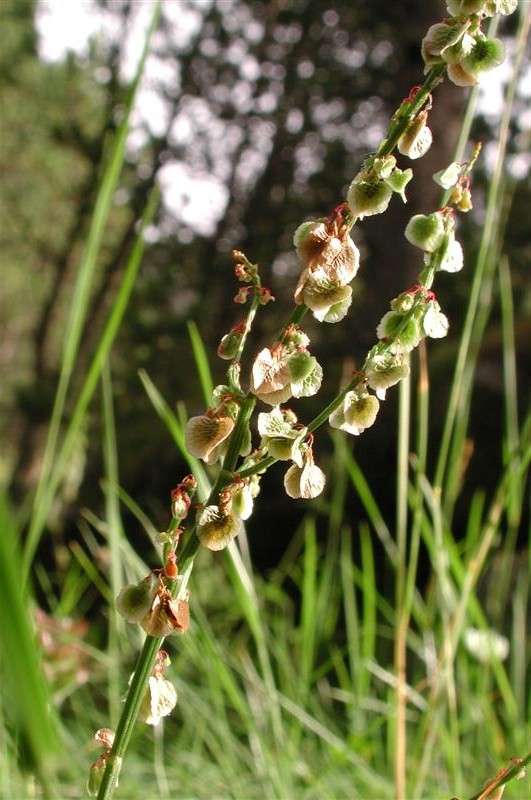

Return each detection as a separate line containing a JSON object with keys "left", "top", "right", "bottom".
{"left": 404, "top": 213, "right": 445, "bottom": 252}
{"left": 197, "top": 504, "right": 242, "bottom": 551}
{"left": 329, "top": 391, "right": 380, "bottom": 436}
{"left": 347, "top": 175, "right": 393, "bottom": 219}
{"left": 116, "top": 574, "right": 158, "bottom": 623}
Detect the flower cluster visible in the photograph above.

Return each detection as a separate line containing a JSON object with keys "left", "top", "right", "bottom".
{"left": 292, "top": 204, "right": 359, "bottom": 321}
{"left": 347, "top": 154, "right": 414, "bottom": 220}
{"left": 422, "top": 1, "right": 514, "bottom": 86}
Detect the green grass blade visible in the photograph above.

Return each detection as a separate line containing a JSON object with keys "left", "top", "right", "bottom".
{"left": 187, "top": 320, "right": 214, "bottom": 405}
{"left": 0, "top": 492, "right": 60, "bottom": 795}
{"left": 23, "top": 184, "right": 160, "bottom": 572}
{"left": 138, "top": 368, "right": 211, "bottom": 502}
{"left": 24, "top": 0, "right": 162, "bottom": 571}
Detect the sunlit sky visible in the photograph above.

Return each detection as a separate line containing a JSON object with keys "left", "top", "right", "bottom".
{"left": 34, "top": 0, "right": 530, "bottom": 236}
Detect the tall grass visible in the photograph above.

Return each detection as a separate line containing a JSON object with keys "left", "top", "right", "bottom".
{"left": 1, "top": 3, "right": 529, "bottom": 799}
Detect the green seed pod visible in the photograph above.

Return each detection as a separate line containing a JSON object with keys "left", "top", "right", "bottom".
{"left": 116, "top": 574, "right": 158, "bottom": 623}
{"left": 376, "top": 311, "right": 422, "bottom": 352}
{"left": 217, "top": 330, "right": 242, "bottom": 360}
{"left": 347, "top": 176, "right": 393, "bottom": 219}
{"left": 422, "top": 21, "right": 470, "bottom": 59}
{"left": 287, "top": 351, "right": 317, "bottom": 383}
{"left": 461, "top": 36, "right": 505, "bottom": 78}
{"left": 87, "top": 757, "right": 107, "bottom": 797}
{"left": 329, "top": 391, "right": 380, "bottom": 436}
{"left": 365, "top": 353, "right": 410, "bottom": 400}
{"left": 404, "top": 213, "right": 445, "bottom": 252}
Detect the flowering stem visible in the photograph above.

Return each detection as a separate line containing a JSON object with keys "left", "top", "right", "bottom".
{"left": 377, "top": 63, "right": 446, "bottom": 158}
{"left": 96, "top": 634, "right": 162, "bottom": 800}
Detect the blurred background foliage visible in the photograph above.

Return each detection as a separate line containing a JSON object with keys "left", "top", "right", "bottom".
{"left": 1, "top": 0, "right": 529, "bottom": 580}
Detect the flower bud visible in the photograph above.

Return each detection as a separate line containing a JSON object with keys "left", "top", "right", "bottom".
{"left": 116, "top": 574, "right": 158, "bottom": 624}
{"left": 197, "top": 504, "right": 242, "bottom": 551}
{"left": 391, "top": 291, "right": 415, "bottom": 314}
{"left": 217, "top": 330, "right": 242, "bottom": 360}
{"left": 347, "top": 175, "right": 393, "bottom": 219}
{"left": 329, "top": 391, "right": 380, "bottom": 436}
{"left": 87, "top": 756, "right": 108, "bottom": 797}
{"left": 456, "top": 187, "right": 473, "bottom": 211}
{"left": 405, "top": 213, "right": 445, "bottom": 252}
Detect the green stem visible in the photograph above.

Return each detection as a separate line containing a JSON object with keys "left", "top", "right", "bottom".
{"left": 376, "top": 63, "right": 446, "bottom": 157}
{"left": 97, "top": 635, "right": 163, "bottom": 800}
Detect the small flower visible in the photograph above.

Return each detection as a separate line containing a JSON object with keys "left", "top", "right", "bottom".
{"left": 185, "top": 413, "right": 235, "bottom": 464}
{"left": 398, "top": 111, "right": 433, "bottom": 160}
{"left": 284, "top": 449, "right": 326, "bottom": 499}
{"left": 139, "top": 675, "right": 178, "bottom": 726}
{"left": 329, "top": 390, "right": 380, "bottom": 436}
{"left": 347, "top": 174, "right": 393, "bottom": 219}
{"left": 197, "top": 504, "right": 242, "bottom": 551}
{"left": 405, "top": 212, "right": 445, "bottom": 252}
{"left": 365, "top": 352, "right": 410, "bottom": 400}
{"left": 116, "top": 574, "right": 158, "bottom": 624}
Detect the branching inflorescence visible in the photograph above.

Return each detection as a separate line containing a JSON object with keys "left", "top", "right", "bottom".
{"left": 90, "top": 2, "right": 518, "bottom": 797}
